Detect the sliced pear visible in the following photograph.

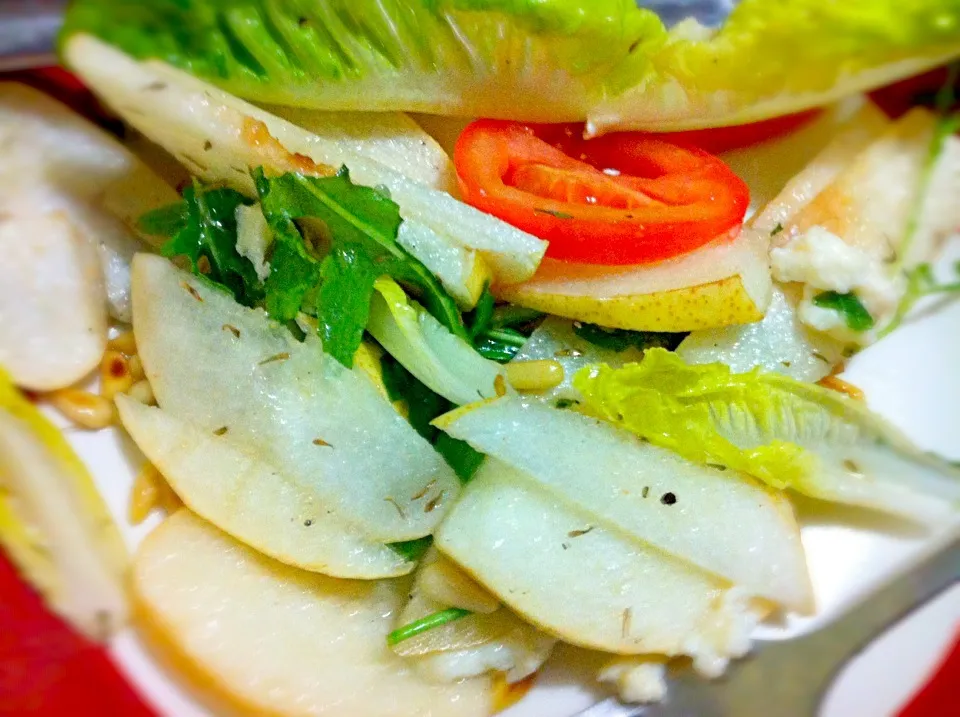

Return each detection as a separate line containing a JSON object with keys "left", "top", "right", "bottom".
{"left": 499, "top": 229, "right": 772, "bottom": 332}
{"left": 574, "top": 352, "right": 960, "bottom": 525}
{"left": 396, "top": 221, "right": 492, "bottom": 308}
{"left": 0, "top": 211, "right": 107, "bottom": 391}
{"left": 65, "top": 36, "right": 547, "bottom": 294}
{"left": 751, "top": 102, "right": 892, "bottom": 234}
{"left": 417, "top": 550, "right": 501, "bottom": 615}
{"left": 0, "top": 82, "right": 178, "bottom": 324}
{"left": 911, "top": 132, "right": 960, "bottom": 266}
{"left": 436, "top": 398, "right": 811, "bottom": 611}
{"left": 0, "top": 371, "right": 128, "bottom": 640}
{"left": 266, "top": 105, "right": 457, "bottom": 194}
{"left": 134, "top": 510, "right": 491, "bottom": 717}
{"left": 677, "top": 285, "right": 846, "bottom": 383}
{"left": 437, "top": 460, "right": 766, "bottom": 666}
{"left": 116, "top": 397, "right": 413, "bottom": 578}
{"left": 368, "top": 278, "right": 505, "bottom": 406}
{"left": 786, "top": 108, "right": 939, "bottom": 262}
{"left": 395, "top": 554, "right": 556, "bottom": 684}
{"left": 720, "top": 99, "right": 888, "bottom": 219}
{"left": 513, "top": 317, "right": 646, "bottom": 402}
{"left": 132, "top": 254, "right": 459, "bottom": 542}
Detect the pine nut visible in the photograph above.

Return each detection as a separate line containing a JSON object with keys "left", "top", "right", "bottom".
{"left": 47, "top": 389, "right": 115, "bottom": 429}
{"left": 100, "top": 351, "right": 135, "bottom": 400}
{"left": 506, "top": 360, "right": 565, "bottom": 392}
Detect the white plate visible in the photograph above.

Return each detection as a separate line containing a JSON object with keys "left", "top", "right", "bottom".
{"left": 64, "top": 244, "right": 960, "bottom": 717}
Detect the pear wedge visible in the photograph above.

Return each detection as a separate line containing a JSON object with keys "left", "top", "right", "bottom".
{"left": 117, "top": 397, "right": 413, "bottom": 578}
{"left": 498, "top": 229, "right": 771, "bottom": 332}
{"left": 437, "top": 460, "right": 766, "bottom": 668}
{"left": 436, "top": 398, "right": 811, "bottom": 611}
{"left": 134, "top": 510, "right": 491, "bottom": 717}
{"left": 65, "top": 36, "right": 547, "bottom": 300}
{"left": 132, "top": 254, "right": 459, "bottom": 542}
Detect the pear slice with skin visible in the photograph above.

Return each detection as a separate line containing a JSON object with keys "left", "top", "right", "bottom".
{"left": 435, "top": 398, "right": 812, "bottom": 611}
{"left": 117, "top": 396, "right": 413, "bottom": 579}
{"left": 134, "top": 510, "right": 492, "bottom": 717}
{"left": 436, "top": 460, "right": 767, "bottom": 672}
{"left": 132, "top": 254, "right": 460, "bottom": 543}
{"left": 498, "top": 228, "right": 771, "bottom": 332}
{"left": 65, "top": 36, "right": 547, "bottom": 301}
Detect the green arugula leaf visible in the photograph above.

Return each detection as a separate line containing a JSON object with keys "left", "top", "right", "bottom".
{"left": 490, "top": 305, "right": 544, "bottom": 331}
{"left": 387, "top": 535, "right": 433, "bottom": 563}
{"left": 572, "top": 322, "right": 687, "bottom": 353}
{"left": 469, "top": 300, "right": 544, "bottom": 363}
{"left": 380, "top": 353, "right": 484, "bottom": 482}
{"left": 473, "top": 328, "right": 527, "bottom": 364}
{"left": 812, "top": 291, "right": 875, "bottom": 332}
{"left": 153, "top": 182, "right": 264, "bottom": 306}
{"left": 467, "top": 285, "right": 496, "bottom": 340}
{"left": 254, "top": 167, "right": 465, "bottom": 367}
{"left": 137, "top": 202, "right": 188, "bottom": 237}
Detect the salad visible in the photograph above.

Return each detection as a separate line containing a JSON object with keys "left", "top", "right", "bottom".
{"left": 1, "top": 1, "right": 959, "bottom": 715}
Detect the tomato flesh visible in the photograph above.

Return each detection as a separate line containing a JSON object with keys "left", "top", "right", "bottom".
{"left": 454, "top": 120, "right": 750, "bottom": 265}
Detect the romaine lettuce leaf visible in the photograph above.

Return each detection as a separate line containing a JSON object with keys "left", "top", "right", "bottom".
{"left": 0, "top": 368, "right": 129, "bottom": 639}
{"left": 574, "top": 349, "right": 960, "bottom": 523}
{"left": 62, "top": 0, "right": 960, "bottom": 132}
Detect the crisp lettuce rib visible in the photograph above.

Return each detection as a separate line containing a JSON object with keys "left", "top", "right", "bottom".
{"left": 62, "top": 0, "right": 960, "bottom": 131}
{"left": 573, "top": 349, "right": 960, "bottom": 524}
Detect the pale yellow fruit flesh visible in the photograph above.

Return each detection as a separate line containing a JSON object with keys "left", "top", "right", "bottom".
{"left": 0, "top": 212, "right": 106, "bottom": 391}
{"left": 437, "top": 461, "right": 766, "bottom": 663}
{"left": 134, "top": 510, "right": 491, "bottom": 717}
{"left": 786, "top": 108, "right": 939, "bottom": 262}
{"left": 116, "top": 397, "right": 412, "bottom": 579}
{"left": 751, "top": 101, "right": 892, "bottom": 234}
{"left": 0, "top": 82, "right": 177, "bottom": 326}
{"left": 66, "top": 36, "right": 547, "bottom": 292}
{"left": 132, "top": 254, "right": 460, "bottom": 543}
{"left": 436, "top": 398, "right": 812, "bottom": 611}
{"left": 499, "top": 229, "right": 771, "bottom": 332}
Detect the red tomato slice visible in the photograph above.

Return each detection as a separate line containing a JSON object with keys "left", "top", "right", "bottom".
{"left": 454, "top": 120, "right": 749, "bottom": 265}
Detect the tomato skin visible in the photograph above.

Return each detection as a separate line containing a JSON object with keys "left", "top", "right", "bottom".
{"left": 455, "top": 120, "right": 749, "bottom": 265}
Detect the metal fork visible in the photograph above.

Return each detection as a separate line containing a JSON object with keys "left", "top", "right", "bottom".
{"left": 576, "top": 533, "right": 959, "bottom": 717}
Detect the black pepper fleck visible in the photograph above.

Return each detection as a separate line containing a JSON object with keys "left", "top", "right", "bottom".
{"left": 660, "top": 492, "right": 677, "bottom": 506}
